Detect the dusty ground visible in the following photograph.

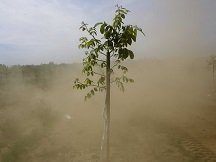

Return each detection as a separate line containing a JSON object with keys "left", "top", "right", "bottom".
{"left": 0, "top": 57, "right": 216, "bottom": 162}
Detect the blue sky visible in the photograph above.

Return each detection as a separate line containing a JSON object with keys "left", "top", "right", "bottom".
{"left": 0, "top": 0, "right": 216, "bottom": 65}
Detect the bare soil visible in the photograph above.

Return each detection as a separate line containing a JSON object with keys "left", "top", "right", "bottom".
{"left": 0, "top": 57, "right": 216, "bottom": 162}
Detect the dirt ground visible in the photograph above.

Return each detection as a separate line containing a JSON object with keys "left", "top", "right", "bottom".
{"left": 1, "top": 57, "right": 216, "bottom": 162}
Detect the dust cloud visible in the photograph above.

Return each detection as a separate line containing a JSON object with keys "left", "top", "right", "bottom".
{"left": 0, "top": 56, "right": 216, "bottom": 162}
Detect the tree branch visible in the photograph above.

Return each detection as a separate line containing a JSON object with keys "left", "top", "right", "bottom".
{"left": 93, "top": 71, "right": 105, "bottom": 76}
{"left": 89, "top": 84, "right": 106, "bottom": 89}
{"left": 111, "top": 60, "right": 120, "bottom": 69}
{"left": 95, "top": 58, "right": 106, "bottom": 62}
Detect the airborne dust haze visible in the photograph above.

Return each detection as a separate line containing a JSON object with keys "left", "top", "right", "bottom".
{"left": 0, "top": 56, "right": 215, "bottom": 162}
{"left": 0, "top": 0, "right": 216, "bottom": 161}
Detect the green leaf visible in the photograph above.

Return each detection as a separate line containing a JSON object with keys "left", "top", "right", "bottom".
{"left": 100, "top": 76, "right": 105, "bottom": 82}
{"left": 135, "top": 26, "right": 145, "bottom": 36}
{"left": 100, "top": 24, "right": 105, "bottom": 34}
{"left": 128, "top": 50, "right": 134, "bottom": 59}
{"left": 121, "top": 14, "right": 125, "bottom": 19}
{"left": 123, "top": 48, "right": 128, "bottom": 59}
{"left": 91, "top": 89, "right": 95, "bottom": 95}
{"left": 127, "top": 38, "right": 132, "bottom": 45}
{"left": 134, "top": 28, "right": 137, "bottom": 37}
{"left": 113, "top": 21, "right": 118, "bottom": 29}
{"left": 104, "top": 30, "right": 111, "bottom": 39}
{"left": 131, "top": 35, "right": 136, "bottom": 42}
{"left": 84, "top": 96, "right": 87, "bottom": 101}
{"left": 129, "top": 79, "right": 134, "bottom": 83}
{"left": 121, "top": 66, "right": 128, "bottom": 72}
{"left": 108, "top": 40, "right": 113, "bottom": 47}
{"left": 94, "top": 22, "right": 103, "bottom": 28}
{"left": 87, "top": 93, "right": 91, "bottom": 98}
{"left": 118, "top": 48, "right": 124, "bottom": 59}
{"left": 98, "top": 76, "right": 105, "bottom": 85}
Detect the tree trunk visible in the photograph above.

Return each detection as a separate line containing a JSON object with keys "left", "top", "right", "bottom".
{"left": 101, "top": 51, "right": 111, "bottom": 162}
{"left": 106, "top": 51, "right": 111, "bottom": 162}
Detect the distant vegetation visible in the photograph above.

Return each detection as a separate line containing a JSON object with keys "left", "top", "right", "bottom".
{"left": 0, "top": 62, "right": 73, "bottom": 162}
{"left": 0, "top": 63, "right": 76, "bottom": 90}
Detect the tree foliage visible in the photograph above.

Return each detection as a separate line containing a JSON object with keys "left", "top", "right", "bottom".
{"left": 73, "top": 5, "right": 144, "bottom": 100}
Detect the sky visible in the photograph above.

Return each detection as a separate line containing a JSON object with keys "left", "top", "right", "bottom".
{"left": 0, "top": 0, "right": 216, "bottom": 65}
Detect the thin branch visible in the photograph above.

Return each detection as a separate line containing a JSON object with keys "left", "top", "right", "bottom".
{"left": 89, "top": 84, "right": 106, "bottom": 89}
{"left": 75, "top": 81, "right": 106, "bottom": 89}
{"left": 93, "top": 71, "right": 105, "bottom": 76}
{"left": 89, "top": 46, "right": 107, "bottom": 56}
{"left": 110, "top": 50, "right": 115, "bottom": 58}
{"left": 111, "top": 60, "right": 120, "bottom": 69}
{"left": 75, "top": 81, "right": 88, "bottom": 85}
{"left": 99, "top": 52, "right": 107, "bottom": 56}
{"left": 85, "top": 24, "right": 111, "bottom": 57}
{"left": 95, "top": 58, "right": 106, "bottom": 62}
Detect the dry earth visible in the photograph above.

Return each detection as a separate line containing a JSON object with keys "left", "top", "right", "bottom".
{"left": 0, "top": 57, "right": 216, "bottom": 162}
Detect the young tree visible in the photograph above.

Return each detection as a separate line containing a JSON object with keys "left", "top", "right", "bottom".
{"left": 73, "top": 5, "right": 144, "bottom": 162}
